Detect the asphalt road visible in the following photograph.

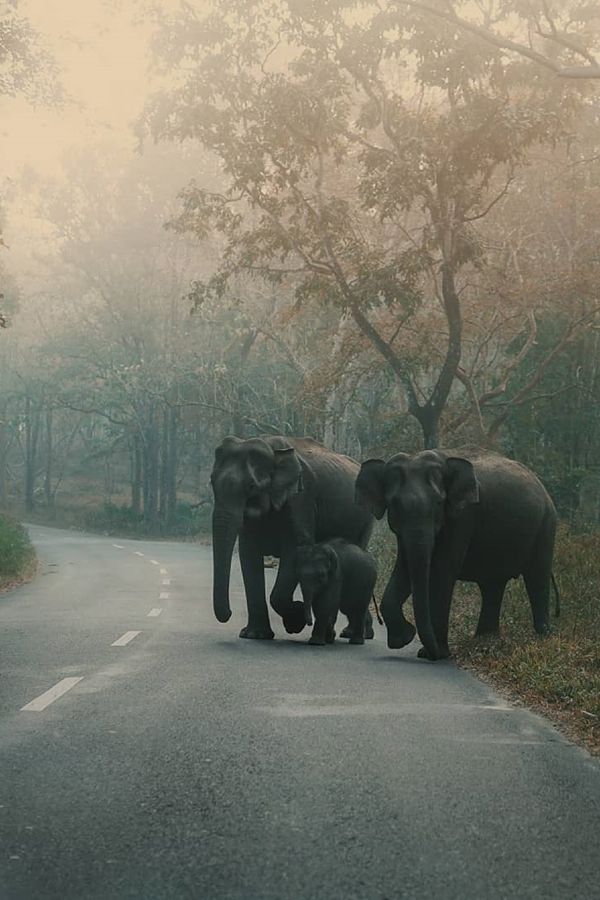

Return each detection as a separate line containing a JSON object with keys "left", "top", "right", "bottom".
{"left": 0, "top": 524, "right": 598, "bottom": 900}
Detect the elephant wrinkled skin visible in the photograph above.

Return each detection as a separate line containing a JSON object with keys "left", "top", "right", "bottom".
{"left": 356, "top": 448, "right": 557, "bottom": 661}
{"left": 211, "top": 435, "right": 373, "bottom": 639}
{"left": 296, "top": 539, "right": 378, "bottom": 646}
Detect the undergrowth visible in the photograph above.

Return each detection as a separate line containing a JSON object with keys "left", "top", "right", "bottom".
{"left": 24, "top": 499, "right": 212, "bottom": 539}
{"left": 0, "top": 515, "right": 36, "bottom": 589}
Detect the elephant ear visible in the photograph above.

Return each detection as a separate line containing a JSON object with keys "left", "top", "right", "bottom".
{"left": 355, "top": 459, "right": 386, "bottom": 520}
{"left": 445, "top": 457, "right": 480, "bottom": 517}
{"left": 270, "top": 447, "right": 304, "bottom": 511}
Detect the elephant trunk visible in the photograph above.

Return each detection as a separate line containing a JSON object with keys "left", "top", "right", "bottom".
{"left": 212, "top": 506, "right": 244, "bottom": 623}
{"left": 302, "top": 588, "right": 313, "bottom": 627}
{"left": 404, "top": 532, "right": 439, "bottom": 660}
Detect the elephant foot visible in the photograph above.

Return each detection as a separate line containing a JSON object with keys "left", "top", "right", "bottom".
{"left": 325, "top": 626, "right": 336, "bottom": 644}
{"left": 282, "top": 602, "right": 307, "bottom": 635}
{"left": 475, "top": 624, "right": 500, "bottom": 638}
{"left": 417, "top": 642, "right": 450, "bottom": 661}
{"left": 239, "top": 624, "right": 275, "bottom": 640}
{"left": 308, "top": 635, "right": 326, "bottom": 646}
{"left": 365, "top": 623, "right": 374, "bottom": 640}
{"left": 386, "top": 621, "right": 417, "bottom": 650}
{"left": 349, "top": 635, "right": 365, "bottom": 645}
{"left": 339, "top": 624, "right": 352, "bottom": 639}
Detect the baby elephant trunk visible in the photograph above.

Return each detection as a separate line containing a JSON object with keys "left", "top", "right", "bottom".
{"left": 302, "top": 587, "right": 313, "bottom": 626}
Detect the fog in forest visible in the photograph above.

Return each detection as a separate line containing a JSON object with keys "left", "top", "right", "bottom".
{"left": 1, "top": 0, "right": 600, "bottom": 535}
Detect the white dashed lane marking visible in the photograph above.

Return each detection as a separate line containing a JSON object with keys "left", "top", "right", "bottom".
{"left": 112, "top": 544, "right": 124, "bottom": 550}
{"left": 148, "top": 608, "right": 163, "bottom": 617}
{"left": 21, "top": 677, "right": 84, "bottom": 712}
{"left": 134, "top": 551, "right": 145, "bottom": 557}
{"left": 150, "top": 559, "right": 159, "bottom": 566}
{"left": 111, "top": 631, "right": 141, "bottom": 647}
{"left": 160, "top": 568, "right": 168, "bottom": 575}
{"left": 162, "top": 579, "right": 171, "bottom": 586}
{"left": 159, "top": 592, "right": 169, "bottom": 600}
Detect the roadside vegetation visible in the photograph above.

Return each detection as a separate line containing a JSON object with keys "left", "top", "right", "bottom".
{"left": 451, "top": 526, "right": 600, "bottom": 755}
{"left": 0, "top": 515, "right": 36, "bottom": 590}
{"left": 372, "top": 525, "right": 600, "bottom": 755}
{"left": 22, "top": 493, "right": 212, "bottom": 540}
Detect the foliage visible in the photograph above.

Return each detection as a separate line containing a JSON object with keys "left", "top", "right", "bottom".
{"left": 76, "top": 499, "right": 210, "bottom": 538}
{"left": 0, "top": 1, "right": 61, "bottom": 103}
{"left": 0, "top": 514, "right": 34, "bottom": 583}
{"left": 142, "top": 0, "right": 583, "bottom": 447}
{"left": 394, "top": 1, "right": 600, "bottom": 81}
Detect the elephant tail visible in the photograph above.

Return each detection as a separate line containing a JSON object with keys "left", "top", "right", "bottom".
{"left": 371, "top": 593, "right": 384, "bottom": 626}
{"left": 551, "top": 572, "right": 560, "bottom": 618}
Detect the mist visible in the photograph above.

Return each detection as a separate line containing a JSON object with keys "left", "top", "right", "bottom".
{"left": 0, "top": 0, "right": 598, "bottom": 531}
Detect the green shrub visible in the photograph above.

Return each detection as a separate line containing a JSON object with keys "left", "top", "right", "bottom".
{"left": 169, "top": 500, "right": 212, "bottom": 536}
{"left": 84, "top": 502, "right": 144, "bottom": 535}
{"left": 82, "top": 500, "right": 212, "bottom": 537}
{"left": 0, "top": 515, "right": 35, "bottom": 584}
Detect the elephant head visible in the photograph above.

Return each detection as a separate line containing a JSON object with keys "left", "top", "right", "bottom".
{"left": 356, "top": 450, "right": 479, "bottom": 658}
{"left": 296, "top": 542, "right": 339, "bottom": 626}
{"left": 210, "top": 436, "right": 303, "bottom": 623}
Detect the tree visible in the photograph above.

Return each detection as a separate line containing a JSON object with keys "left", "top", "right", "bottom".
{"left": 1, "top": 0, "right": 61, "bottom": 314}
{"left": 143, "top": 0, "right": 580, "bottom": 447}
{"left": 395, "top": 1, "right": 600, "bottom": 80}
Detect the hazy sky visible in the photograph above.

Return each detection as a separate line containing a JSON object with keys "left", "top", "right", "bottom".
{"left": 2, "top": 0, "right": 155, "bottom": 177}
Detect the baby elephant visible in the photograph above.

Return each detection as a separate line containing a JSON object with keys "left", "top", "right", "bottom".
{"left": 296, "top": 539, "right": 377, "bottom": 645}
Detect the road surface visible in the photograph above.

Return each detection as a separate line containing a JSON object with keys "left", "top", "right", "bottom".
{"left": 0, "top": 524, "right": 598, "bottom": 899}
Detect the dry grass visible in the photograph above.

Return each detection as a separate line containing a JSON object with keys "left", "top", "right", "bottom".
{"left": 372, "top": 524, "right": 600, "bottom": 755}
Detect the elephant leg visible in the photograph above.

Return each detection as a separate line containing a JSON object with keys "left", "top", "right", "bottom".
{"left": 340, "top": 607, "right": 374, "bottom": 640}
{"left": 269, "top": 551, "right": 305, "bottom": 634}
{"left": 417, "top": 567, "right": 454, "bottom": 660}
{"left": 522, "top": 566, "right": 551, "bottom": 635}
{"left": 381, "top": 566, "right": 415, "bottom": 650}
{"left": 523, "top": 524, "right": 554, "bottom": 635}
{"left": 238, "top": 532, "right": 274, "bottom": 640}
{"left": 346, "top": 602, "right": 369, "bottom": 645}
{"left": 269, "top": 551, "right": 297, "bottom": 614}
{"left": 475, "top": 580, "right": 507, "bottom": 636}
{"left": 309, "top": 590, "right": 336, "bottom": 646}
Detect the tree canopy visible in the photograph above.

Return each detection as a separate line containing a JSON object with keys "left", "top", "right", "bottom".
{"left": 142, "top": 0, "right": 587, "bottom": 446}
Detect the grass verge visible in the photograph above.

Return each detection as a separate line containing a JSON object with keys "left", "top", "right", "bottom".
{"left": 0, "top": 514, "right": 37, "bottom": 591}
{"left": 371, "top": 523, "right": 600, "bottom": 756}
{"left": 451, "top": 525, "right": 600, "bottom": 755}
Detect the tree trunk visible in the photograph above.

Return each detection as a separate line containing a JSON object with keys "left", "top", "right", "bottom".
{"left": 166, "top": 403, "right": 178, "bottom": 529}
{"left": 159, "top": 405, "right": 169, "bottom": 523}
{"left": 143, "top": 405, "right": 160, "bottom": 533}
{"left": 24, "top": 398, "right": 40, "bottom": 514}
{"left": 131, "top": 431, "right": 142, "bottom": 515}
{"left": 414, "top": 404, "right": 439, "bottom": 451}
{"left": 44, "top": 408, "right": 54, "bottom": 515}
{"left": 0, "top": 400, "right": 9, "bottom": 507}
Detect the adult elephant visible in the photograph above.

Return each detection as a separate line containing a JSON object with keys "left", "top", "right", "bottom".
{"left": 211, "top": 435, "right": 373, "bottom": 639}
{"left": 356, "top": 449, "right": 557, "bottom": 661}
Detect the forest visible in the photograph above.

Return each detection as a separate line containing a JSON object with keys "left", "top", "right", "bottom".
{"left": 1, "top": 0, "right": 600, "bottom": 538}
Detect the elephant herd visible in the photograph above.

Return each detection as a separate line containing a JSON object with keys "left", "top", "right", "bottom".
{"left": 210, "top": 435, "right": 558, "bottom": 661}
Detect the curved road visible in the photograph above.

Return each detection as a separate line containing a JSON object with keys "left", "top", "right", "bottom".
{"left": 0, "top": 524, "right": 598, "bottom": 899}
